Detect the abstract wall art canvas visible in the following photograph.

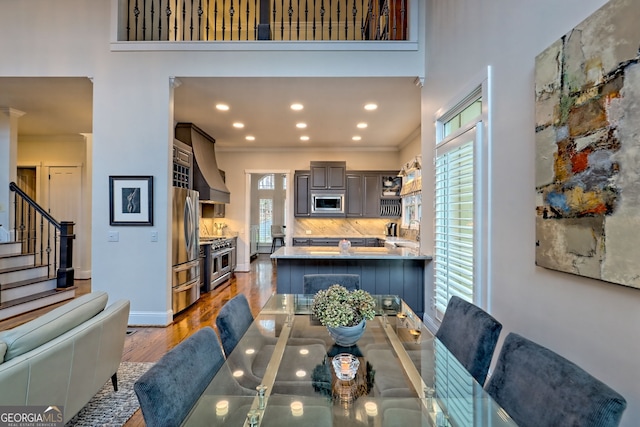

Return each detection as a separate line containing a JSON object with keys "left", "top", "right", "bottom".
{"left": 535, "top": 0, "right": 640, "bottom": 288}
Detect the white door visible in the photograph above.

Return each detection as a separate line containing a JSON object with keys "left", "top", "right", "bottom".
{"left": 49, "top": 167, "right": 81, "bottom": 270}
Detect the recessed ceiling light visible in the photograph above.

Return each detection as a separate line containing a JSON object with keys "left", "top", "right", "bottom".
{"left": 245, "top": 135, "right": 255, "bottom": 141}
{"left": 300, "top": 136, "right": 310, "bottom": 141}
{"left": 233, "top": 122, "right": 244, "bottom": 128}
{"left": 352, "top": 136, "right": 362, "bottom": 141}
{"left": 357, "top": 122, "right": 368, "bottom": 129}
{"left": 296, "top": 122, "right": 307, "bottom": 129}
{"left": 216, "top": 103, "right": 229, "bottom": 111}
{"left": 364, "top": 103, "right": 378, "bottom": 111}
{"left": 291, "top": 103, "right": 304, "bottom": 111}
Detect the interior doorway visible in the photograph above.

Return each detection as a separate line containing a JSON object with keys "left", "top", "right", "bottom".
{"left": 48, "top": 167, "right": 82, "bottom": 274}
{"left": 15, "top": 168, "right": 37, "bottom": 242}
{"left": 16, "top": 168, "right": 36, "bottom": 199}
{"left": 248, "top": 171, "right": 288, "bottom": 257}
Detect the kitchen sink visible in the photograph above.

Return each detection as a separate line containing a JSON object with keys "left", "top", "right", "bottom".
{"left": 385, "top": 240, "right": 419, "bottom": 249}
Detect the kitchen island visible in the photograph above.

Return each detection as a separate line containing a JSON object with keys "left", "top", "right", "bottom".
{"left": 271, "top": 246, "right": 431, "bottom": 317}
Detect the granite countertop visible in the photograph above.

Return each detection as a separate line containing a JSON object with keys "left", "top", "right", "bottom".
{"left": 270, "top": 246, "right": 431, "bottom": 260}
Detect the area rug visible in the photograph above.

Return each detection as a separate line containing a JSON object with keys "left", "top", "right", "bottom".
{"left": 65, "top": 361, "right": 154, "bottom": 427}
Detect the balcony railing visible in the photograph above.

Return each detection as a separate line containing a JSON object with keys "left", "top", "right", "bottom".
{"left": 121, "top": 0, "right": 408, "bottom": 41}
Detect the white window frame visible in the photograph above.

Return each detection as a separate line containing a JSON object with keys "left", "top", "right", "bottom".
{"left": 433, "top": 68, "right": 491, "bottom": 318}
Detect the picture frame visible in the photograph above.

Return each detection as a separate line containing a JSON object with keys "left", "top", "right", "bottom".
{"left": 109, "top": 176, "right": 154, "bottom": 226}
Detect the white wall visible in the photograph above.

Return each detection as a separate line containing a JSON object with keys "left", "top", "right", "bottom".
{"left": 422, "top": 0, "right": 639, "bottom": 424}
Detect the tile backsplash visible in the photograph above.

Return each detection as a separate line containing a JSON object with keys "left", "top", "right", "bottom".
{"left": 199, "top": 217, "right": 417, "bottom": 240}
{"left": 293, "top": 218, "right": 397, "bottom": 237}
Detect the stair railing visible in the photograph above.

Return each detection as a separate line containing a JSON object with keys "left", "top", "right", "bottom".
{"left": 8, "top": 182, "right": 75, "bottom": 288}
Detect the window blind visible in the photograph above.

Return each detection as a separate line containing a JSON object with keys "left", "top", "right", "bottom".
{"left": 434, "top": 140, "right": 474, "bottom": 319}
{"left": 434, "top": 339, "right": 475, "bottom": 426}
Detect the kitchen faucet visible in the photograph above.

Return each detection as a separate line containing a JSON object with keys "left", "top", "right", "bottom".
{"left": 409, "top": 219, "right": 421, "bottom": 242}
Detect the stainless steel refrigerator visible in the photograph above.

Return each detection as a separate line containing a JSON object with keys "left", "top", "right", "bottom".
{"left": 172, "top": 186, "right": 200, "bottom": 314}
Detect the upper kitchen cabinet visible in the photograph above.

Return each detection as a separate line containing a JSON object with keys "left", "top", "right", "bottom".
{"left": 345, "top": 174, "right": 363, "bottom": 216}
{"left": 346, "top": 173, "right": 381, "bottom": 217}
{"left": 294, "top": 171, "right": 310, "bottom": 216}
{"left": 346, "top": 171, "right": 401, "bottom": 218}
{"left": 310, "top": 161, "right": 346, "bottom": 190}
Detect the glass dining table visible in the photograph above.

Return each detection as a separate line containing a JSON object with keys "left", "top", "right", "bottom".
{"left": 183, "top": 294, "right": 517, "bottom": 427}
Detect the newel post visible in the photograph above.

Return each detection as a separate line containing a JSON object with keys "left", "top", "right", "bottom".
{"left": 57, "top": 221, "right": 75, "bottom": 288}
{"left": 257, "top": 0, "right": 271, "bottom": 40}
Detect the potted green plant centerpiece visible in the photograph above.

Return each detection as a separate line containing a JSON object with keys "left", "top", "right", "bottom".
{"left": 311, "top": 284, "right": 376, "bottom": 346}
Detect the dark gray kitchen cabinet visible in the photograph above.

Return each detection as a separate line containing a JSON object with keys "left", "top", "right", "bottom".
{"left": 348, "top": 238, "right": 366, "bottom": 246}
{"left": 292, "top": 237, "right": 380, "bottom": 247}
{"left": 297, "top": 167, "right": 401, "bottom": 218}
{"left": 366, "top": 238, "right": 382, "bottom": 247}
{"left": 310, "top": 161, "right": 346, "bottom": 190}
{"left": 346, "top": 171, "right": 391, "bottom": 218}
{"left": 363, "top": 173, "right": 381, "bottom": 217}
{"left": 308, "top": 238, "right": 341, "bottom": 246}
{"left": 346, "top": 174, "right": 363, "bottom": 216}
{"left": 294, "top": 171, "right": 310, "bottom": 216}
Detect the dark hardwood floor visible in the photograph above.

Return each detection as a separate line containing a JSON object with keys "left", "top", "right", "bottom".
{"left": 0, "top": 254, "right": 277, "bottom": 427}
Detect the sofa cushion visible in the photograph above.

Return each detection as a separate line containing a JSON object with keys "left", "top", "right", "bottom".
{"left": 0, "top": 341, "right": 6, "bottom": 362}
{"left": 0, "top": 291, "right": 108, "bottom": 362}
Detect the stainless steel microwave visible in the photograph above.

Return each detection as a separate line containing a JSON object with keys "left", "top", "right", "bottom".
{"left": 311, "top": 193, "right": 344, "bottom": 213}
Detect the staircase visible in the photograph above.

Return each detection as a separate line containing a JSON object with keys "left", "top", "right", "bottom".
{"left": 0, "top": 241, "right": 75, "bottom": 321}
{"left": 0, "top": 181, "right": 77, "bottom": 322}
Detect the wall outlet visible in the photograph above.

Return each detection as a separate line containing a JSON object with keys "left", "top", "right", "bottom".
{"left": 108, "top": 231, "right": 119, "bottom": 242}
{"left": 305, "top": 230, "right": 312, "bottom": 235}
{"left": 150, "top": 231, "right": 158, "bottom": 242}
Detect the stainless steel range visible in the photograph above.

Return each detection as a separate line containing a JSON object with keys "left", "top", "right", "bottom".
{"left": 201, "top": 237, "right": 235, "bottom": 291}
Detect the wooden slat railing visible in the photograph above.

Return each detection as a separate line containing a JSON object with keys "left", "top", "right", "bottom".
{"left": 122, "top": 0, "right": 408, "bottom": 41}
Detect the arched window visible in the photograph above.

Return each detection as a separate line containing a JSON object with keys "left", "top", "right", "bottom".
{"left": 258, "top": 174, "right": 275, "bottom": 190}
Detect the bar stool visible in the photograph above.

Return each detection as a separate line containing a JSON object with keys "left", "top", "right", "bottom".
{"left": 270, "top": 225, "right": 285, "bottom": 253}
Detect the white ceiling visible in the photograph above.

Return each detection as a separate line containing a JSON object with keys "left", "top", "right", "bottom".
{"left": 0, "top": 76, "right": 421, "bottom": 150}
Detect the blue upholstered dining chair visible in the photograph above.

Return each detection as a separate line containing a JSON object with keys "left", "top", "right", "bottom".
{"left": 303, "top": 273, "right": 360, "bottom": 294}
{"left": 435, "top": 295, "right": 502, "bottom": 385}
{"left": 485, "top": 332, "right": 627, "bottom": 427}
{"left": 216, "top": 293, "right": 256, "bottom": 356}
{"left": 216, "top": 293, "right": 327, "bottom": 393}
{"left": 215, "top": 293, "right": 326, "bottom": 355}
{"left": 134, "top": 327, "right": 230, "bottom": 427}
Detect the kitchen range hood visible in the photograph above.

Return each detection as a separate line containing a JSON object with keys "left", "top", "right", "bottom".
{"left": 175, "top": 122, "right": 230, "bottom": 203}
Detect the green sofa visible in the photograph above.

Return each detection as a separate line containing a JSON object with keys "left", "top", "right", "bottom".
{"left": 0, "top": 291, "right": 130, "bottom": 423}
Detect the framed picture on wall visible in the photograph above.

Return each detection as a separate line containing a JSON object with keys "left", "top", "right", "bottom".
{"left": 109, "top": 176, "right": 153, "bottom": 226}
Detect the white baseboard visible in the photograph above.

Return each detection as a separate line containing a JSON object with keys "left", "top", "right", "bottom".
{"left": 236, "top": 262, "right": 251, "bottom": 272}
{"left": 74, "top": 269, "right": 91, "bottom": 280}
{"left": 128, "top": 310, "right": 173, "bottom": 326}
